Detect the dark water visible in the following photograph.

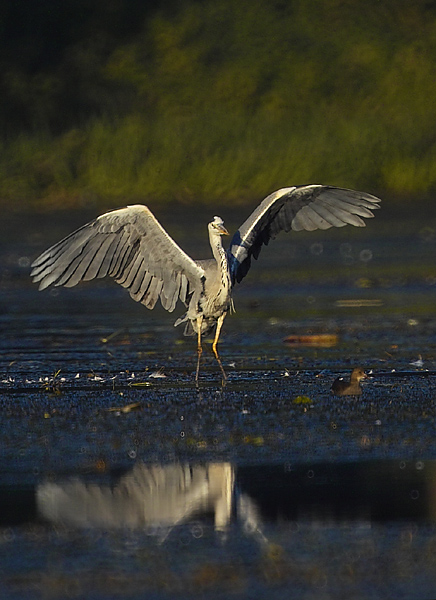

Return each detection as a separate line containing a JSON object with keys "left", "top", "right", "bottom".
{"left": 2, "top": 204, "right": 436, "bottom": 598}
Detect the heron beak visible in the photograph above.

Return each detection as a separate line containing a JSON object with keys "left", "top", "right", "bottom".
{"left": 219, "top": 225, "right": 229, "bottom": 235}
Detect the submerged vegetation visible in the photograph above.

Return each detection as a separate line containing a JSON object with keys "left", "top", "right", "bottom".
{"left": 1, "top": 0, "right": 436, "bottom": 209}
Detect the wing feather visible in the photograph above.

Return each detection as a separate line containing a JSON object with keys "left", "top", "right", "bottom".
{"left": 160, "top": 276, "right": 177, "bottom": 311}
{"left": 130, "top": 272, "right": 152, "bottom": 303}
{"left": 309, "top": 199, "right": 372, "bottom": 228}
{"left": 291, "top": 205, "right": 334, "bottom": 231}
{"left": 179, "top": 273, "right": 189, "bottom": 304}
{"left": 296, "top": 204, "right": 335, "bottom": 230}
{"left": 109, "top": 234, "right": 132, "bottom": 279}
{"left": 143, "top": 277, "right": 163, "bottom": 309}
{"left": 317, "top": 195, "right": 374, "bottom": 220}
{"left": 62, "top": 240, "right": 108, "bottom": 287}
{"left": 40, "top": 237, "right": 108, "bottom": 289}
{"left": 94, "top": 236, "right": 122, "bottom": 279}
{"left": 82, "top": 236, "right": 117, "bottom": 281}
{"left": 131, "top": 262, "right": 152, "bottom": 296}
{"left": 116, "top": 253, "right": 143, "bottom": 288}
{"left": 228, "top": 185, "right": 380, "bottom": 284}
{"left": 31, "top": 205, "right": 205, "bottom": 312}
{"left": 51, "top": 254, "right": 85, "bottom": 288}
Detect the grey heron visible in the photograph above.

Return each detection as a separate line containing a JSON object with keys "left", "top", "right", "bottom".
{"left": 31, "top": 185, "right": 380, "bottom": 379}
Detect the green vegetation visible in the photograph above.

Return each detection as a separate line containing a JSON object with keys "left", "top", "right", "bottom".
{"left": 1, "top": 0, "right": 436, "bottom": 210}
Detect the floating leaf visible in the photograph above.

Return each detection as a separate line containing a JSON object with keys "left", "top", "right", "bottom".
{"left": 100, "top": 328, "right": 125, "bottom": 343}
{"left": 284, "top": 334, "right": 338, "bottom": 348}
{"left": 106, "top": 401, "right": 142, "bottom": 413}
{"left": 335, "top": 299, "right": 383, "bottom": 307}
{"left": 293, "top": 395, "right": 312, "bottom": 404}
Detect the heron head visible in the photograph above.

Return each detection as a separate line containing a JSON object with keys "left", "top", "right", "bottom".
{"left": 209, "top": 216, "right": 229, "bottom": 236}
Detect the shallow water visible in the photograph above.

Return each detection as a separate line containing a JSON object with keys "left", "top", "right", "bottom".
{"left": 2, "top": 204, "right": 436, "bottom": 598}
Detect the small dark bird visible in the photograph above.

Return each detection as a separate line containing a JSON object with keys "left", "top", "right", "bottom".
{"left": 331, "top": 367, "right": 367, "bottom": 396}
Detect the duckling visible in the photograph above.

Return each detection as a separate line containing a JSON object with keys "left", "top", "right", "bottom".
{"left": 331, "top": 367, "right": 367, "bottom": 396}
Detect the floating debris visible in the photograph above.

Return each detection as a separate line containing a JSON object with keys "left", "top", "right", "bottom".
{"left": 335, "top": 299, "right": 383, "bottom": 307}
{"left": 292, "top": 396, "right": 312, "bottom": 404}
{"left": 88, "top": 374, "right": 104, "bottom": 382}
{"left": 106, "top": 401, "right": 142, "bottom": 414}
{"left": 410, "top": 355, "right": 424, "bottom": 368}
{"left": 284, "top": 334, "right": 338, "bottom": 347}
{"left": 100, "top": 329, "right": 125, "bottom": 344}
{"left": 40, "top": 369, "right": 63, "bottom": 393}
{"left": 129, "top": 381, "right": 152, "bottom": 388}
{"left": 148, "top": 369, "right": 167, "bottom": 379}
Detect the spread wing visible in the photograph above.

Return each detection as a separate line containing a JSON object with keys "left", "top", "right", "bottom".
{"left": 31, "top": 205, "right": 205, "bottom": 312}
{"left": 228, "top": 185, "right": 381, "bottom": 285}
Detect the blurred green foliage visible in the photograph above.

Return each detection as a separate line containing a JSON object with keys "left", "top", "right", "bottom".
{"left": 1, "top": 0, "right": 436, "bottom": 209}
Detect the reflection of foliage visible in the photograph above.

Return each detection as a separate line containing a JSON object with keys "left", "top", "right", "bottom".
{"left": 2, "top": 0, "right": 436, "bottom": 208}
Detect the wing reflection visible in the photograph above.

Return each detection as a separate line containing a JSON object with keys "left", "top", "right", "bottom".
{"left": 1, "top": 459, "right": 434, "bottom": 534}
{"left": 37, "top": 462, "right": 234, "bottom": 535}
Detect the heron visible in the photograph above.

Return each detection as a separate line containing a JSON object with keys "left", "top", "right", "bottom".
{"left": 31, "top": 185, "right": 380, "bottom": 380}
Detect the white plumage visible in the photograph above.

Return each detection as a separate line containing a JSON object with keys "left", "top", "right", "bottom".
{"left": 31, "top": 184, "right": 380, "bottom": 380}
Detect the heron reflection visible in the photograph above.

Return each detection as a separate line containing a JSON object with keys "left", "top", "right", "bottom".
{"left": 37, "top": 462, "right": 235, "bottom": 538}
{"left": 30, "top": 460, "right": 436, "bottom": 539}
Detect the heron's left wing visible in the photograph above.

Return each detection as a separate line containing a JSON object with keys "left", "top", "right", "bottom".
{"left": 31, "top": 205, "right": 205, "bottom": 312}
{"left": 228, "top": 185, "right": 380, "bottom": 284}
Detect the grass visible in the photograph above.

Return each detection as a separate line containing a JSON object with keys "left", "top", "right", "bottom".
{"left": 2, "top": 1, "right": 436, "bottom": 210}
{"left": 0, "top": 109, "right": 415, "bottom": 212}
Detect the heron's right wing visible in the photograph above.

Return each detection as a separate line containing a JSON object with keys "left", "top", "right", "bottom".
{"left": 31, "top": 205, "right": 205, "bottom": 312}
{"left": 228, "top": 185, "right": 380, "bottom": 284}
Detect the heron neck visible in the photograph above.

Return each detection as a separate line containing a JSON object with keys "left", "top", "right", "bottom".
{"left": 209, "top": 232, "right": 229, "bottom": 275}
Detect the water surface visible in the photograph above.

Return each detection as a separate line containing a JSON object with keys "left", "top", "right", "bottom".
{"left": 1, "top": 204, "right": 436, "bottom": 598}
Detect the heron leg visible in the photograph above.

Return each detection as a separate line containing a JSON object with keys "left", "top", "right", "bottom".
{"left": 195, "top": 316, "right": 203, "bottom": 381}
{"left": 212, "top": 313, "right": 227, "bottom": 381}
